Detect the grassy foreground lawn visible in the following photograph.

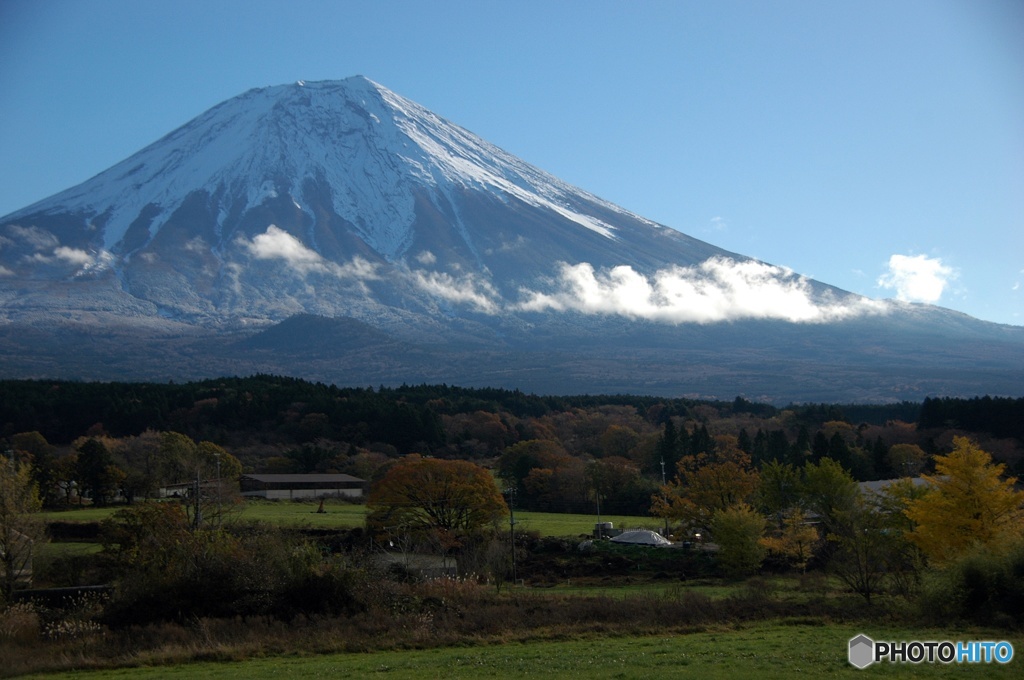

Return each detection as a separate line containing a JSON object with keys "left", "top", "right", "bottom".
{"left": 521, "top": 575, "right": 814, "bottom": 600}
{"left": 21, "top": 622, "right": 1023, "bottom": 679}
{"left": 40, "top": 501, "right": 656, "bottom": 537}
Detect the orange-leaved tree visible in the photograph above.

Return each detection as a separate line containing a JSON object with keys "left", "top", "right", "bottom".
{"left": 905, "top": 437, "right": 1024, "bottom": 565}
{"left": 652, "top": 435, "right": 759, "bottom": 533}
{"left": 367, "top": 455, "right": 508, "bottom": 534}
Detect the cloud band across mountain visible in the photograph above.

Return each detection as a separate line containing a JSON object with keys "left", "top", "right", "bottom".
{"left": 403, "top": 255, "right": 888, "bottom": 324}
{"left": 515, "top": 258, "right": 887, "bottom": 323}
{"left": 237, "top": 224, "right": 887, "bottom": 324}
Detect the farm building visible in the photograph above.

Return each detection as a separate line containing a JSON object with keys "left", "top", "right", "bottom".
{"left": 858, "top": 477, "right": 932, "bottom": 496}
{"left": 610, "top": 529, "right": 673, "bottom": 547}
{"left": 240, "top": 473, "right": 365, "bottom": 500}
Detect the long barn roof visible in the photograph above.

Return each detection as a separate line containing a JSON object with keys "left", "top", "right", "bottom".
{"left": 241, "top": 473, "right": 365, "bottom": 483}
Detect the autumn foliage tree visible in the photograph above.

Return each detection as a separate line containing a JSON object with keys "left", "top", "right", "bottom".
{"left": 499, "top": 440, "right": 589, "bottom": 512}
{"left": 652, "top": 435, "right": 759, "bottom": 533}
{"left": 367, "top": 455, "right": 507, "bottom": 534}
{"left": 905, "top": 437, "right": 1024, "bottom": 565}
{"left": 759, "top": 509, "right": 818, "bottom": 573}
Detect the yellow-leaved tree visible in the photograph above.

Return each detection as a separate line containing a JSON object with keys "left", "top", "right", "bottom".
{"left": 905, "top": 437, "right": 1024, "bottom": 565}
{"left": 652, "top": 435, "right": 759, "bottom": 534}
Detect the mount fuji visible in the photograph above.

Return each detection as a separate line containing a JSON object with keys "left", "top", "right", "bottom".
{"left": 1, "top": 76, "right": 1022, "bottom": 403}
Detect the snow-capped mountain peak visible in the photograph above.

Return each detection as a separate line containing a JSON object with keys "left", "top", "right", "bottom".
{"left": 9, "top": 76, "right": 626, "bottom": 261}
{"left": 0, "top": 77, "right": 884, "bottom": 333}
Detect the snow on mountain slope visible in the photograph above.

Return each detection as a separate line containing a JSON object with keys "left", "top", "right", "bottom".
{"left": 6, "top": 77, "right": 631, "bottom": 259}
{"left": 0, "top": 76, "right": 896, "bottom": 332}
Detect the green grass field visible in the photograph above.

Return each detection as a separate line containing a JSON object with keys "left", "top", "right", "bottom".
{"left": 39, "top": 505, "right": 123, "bottom": 523}
{"left": 34, "top": 540, "right": 102, "bottom": 560}
{"left": 19, "top": 622, "right": 1023, "bottom": 679}
{"left": 521, "top": 574, "right": 816, "bottom": 600}
{"left": 513, "top": 510, "right": 660, "bottom": 537}
{"left": 40, "top": 500, "right": 656, "bottom": 537}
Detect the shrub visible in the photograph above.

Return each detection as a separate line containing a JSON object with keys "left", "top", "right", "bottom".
{"left": 271, "top": 559, "right": 365, "bottom": 620}
{"left": 100, "top": 510, "right": 370, "bottom": 626}
{"left": 710, "top": 504, "right": 767, "bottom": 579}
{"left": 918, "top": 542, "right": 1024, "bottom": 627}
{"left": 0, "top": 601, "right": 40, "bottom": 644}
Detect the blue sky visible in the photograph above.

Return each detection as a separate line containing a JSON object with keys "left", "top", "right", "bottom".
{"left": 1, "top": 0, "right": 1021, "bottom": 325}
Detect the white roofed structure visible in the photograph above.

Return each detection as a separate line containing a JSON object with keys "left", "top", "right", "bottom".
{"left": 609, "top": 529, "right": 672, "bottom": 547}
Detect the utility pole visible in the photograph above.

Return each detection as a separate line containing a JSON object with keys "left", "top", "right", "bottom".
{"left": 660, "top": 457, "right": 669, "bottom": 536}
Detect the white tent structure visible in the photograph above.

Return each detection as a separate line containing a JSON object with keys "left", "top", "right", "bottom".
{"left": 609, "top": 529, "right": 672, "bottom": 547}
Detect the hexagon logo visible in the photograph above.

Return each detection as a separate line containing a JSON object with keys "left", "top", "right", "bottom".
{"left": 849, "top": 634, "right": 875, "bottom": 669}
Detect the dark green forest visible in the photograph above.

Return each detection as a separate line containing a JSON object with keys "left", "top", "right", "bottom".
{"left": 0, "top": 374, "right": 946, "bottom": 448}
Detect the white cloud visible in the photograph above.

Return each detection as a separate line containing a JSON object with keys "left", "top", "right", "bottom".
{"left": 508, "top": 236, "right": 527, "bottom": 251}
{"left": 516, "top": 257, "right": 886, "bottom": 323}
{"left": 240, "top": 225, "right": 379, "bottom": 280}
{"left": 339, "top": 256, "right": 380, "bottom": 280}
{"left": 0, "top": 265, "right": 13, "bottom": 277}
{"left": 414, "top": 250, "right": 437, "bottom": 265}
{"left": 225, "top": 262, "right": 244, "bottom": 295}
{"left": 411, "top": 269, "right": 501, "bottom": 314}
{"left": 21, "top": 243, "right": 114, "bottom": 274}
{"left": 54, "top": 246, "right": 94, "bottom": 266}
{"left": 487, "top": 234, "right": 527, "bottom": 254}
{"left": 243, "top": 225, "right": 326, "bottom": 273}
{"left": 7, "top": 225, "right": 58, "bottom": 250}
{"left": 185, "top": 236, "right": 208, "bottom": 253}
{"left": 401, "top": 257, "right": 890, "bottom": 323}
{"left": 877, "top": 254, "right": 956, "bottom": 303}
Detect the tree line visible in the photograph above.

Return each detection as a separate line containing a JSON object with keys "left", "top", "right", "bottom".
{"left": 0, "top": 376, "right": 937, "bottom": 448}
{"left": 2, "top": 376, "right": 1021, "bottom": 517}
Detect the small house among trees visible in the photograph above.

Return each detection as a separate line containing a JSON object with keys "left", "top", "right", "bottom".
{"left": 239, "top": 473, "right": 365, "bottom": 500}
